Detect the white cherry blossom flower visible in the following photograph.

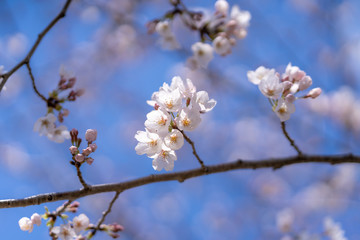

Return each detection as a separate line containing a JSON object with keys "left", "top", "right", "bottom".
{"left": 324, "top": 217, "right": 347, "bottom": 240}
{"left": 191, "top": 42, "right": 214, "bottom": 68}
{"left": 158, "top": 34, "right": 180, "bottom": 50}
{"left": 213, "top": 35, "right": 232, "bottom": 56}
{"left": 170, "top": 76, "right": 196, "bottom": 99}
{"left": 73, "top": 214, "right": 89, "bottom": 234}
{"left": 155, "top": 87, "right": 182, "bottom": 112}
{"left": 51, "top": 224, "right": 76, "bottom": 240}
{"left": 47, "top": 125, "right": 70, "bottom": 143}
{"left": 230, "top": 5, "right": 251, "bottom": 39}
{"left": 151, "top": 144, "right": 177, "bottom": 171}
{"left": 215, "top": 0, "right": 229, "bottom": 16}
{"left": 282, "top": 63, "right": 306, "bottom": 83}
{"left": 155, "top": 21, "right": 173, "bottom": 37}
{"left": 135, "top": 130, "right": 163, "bottom": 156}
{"left": 30, "top": 213, "right": 41, "bottom": 226}
{"left": 144, "top": 110, "right": 171, "bottom": 135}
{"left": 275, "top": 98, "right": 296, "bottom": 122}
{"left": 247, "top": 66, "right": 275, "bottom": 85}
{"left": 164, "top": 129, "right": 184, "bottom": 150}
{"left": 195, "top": 90, "right": 217, "bottom": 113}
{"left": 276, "top": 208, "right": 294, "bottom": 233}
{"left": 19, "top": 217, "right": 33, "bottom": 232}
{"left": 259, "top": 72, "right": 284, "bottom": 99}
{"left": 176, "top": 107, "right": 201, "bottom": 131}
{"left": 33, "top": 113, "right": 56, "bottom": 136}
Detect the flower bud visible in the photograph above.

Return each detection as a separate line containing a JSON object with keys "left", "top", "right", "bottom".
{"left": 305, "top": 87, "right": 322, "bottom": 99}
{"left": 75, "top": 154, "right": 85, "bottom": 163}
{"left": 69, "top": 146, "right": 78, "bottom": 155}
{"left": 86, "top": 157, "right": 94, "bottom": 165}
{"left": 215, "top": 0, "right": 229, "bottom": 16}
{"left": 89, "top": 143, "right": 97, "bottom": 152}
{"left": 82, "top": 147, "right": 92, "bottom": 156}
{"left": 31, "top": 213, "right": 42, "bottom": 226}
{"left": 85, "top": 129, "right": 97, "bottom": 142}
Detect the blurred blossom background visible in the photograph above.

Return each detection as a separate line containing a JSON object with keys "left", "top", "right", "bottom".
{"left": 1, "top": 0, "right": 360, "bottom": 239}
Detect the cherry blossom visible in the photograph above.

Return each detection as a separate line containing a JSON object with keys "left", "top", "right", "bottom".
{"left": 33, "top": 113, "right": 56, "bottom": 136}
{"left": 135, "top": 130, "right": 163, "bottom": 156}
{"left": 18, "top": 217, "right": 33, "bottom": 232}
{"left": 213, "top": 35, "right": 232, "bottom": 56}
{"left": 47, "top": 125, "right": 70, "bottom": 143}
{"left": 164, "top": 129, "right": 184, "bottom": 150}
{"left": 51, "top": 224, "right": 77, "bottom": 240}
{"left": 73, "top": 214, "right": 89, "bottom": 234}
{"left": 275, "top": 98, "right": 296, "bottom": 122}
{"left": 191, "top": 42, "right": 214, "bottom": 68}
{"left": 144, "top": 110, "right": 171, "bottom": 136}
{"left": 151, "top": 144, "right": 177, "bottom": 171}
{"left": 176, "top": 107, "right": 202, "bottom": 131}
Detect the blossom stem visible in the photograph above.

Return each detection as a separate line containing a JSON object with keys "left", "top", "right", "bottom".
{"left": 75, "top": 163, "right": 90, "bottom": 189}
{"left": 281, "top": 122, "right": 302, "bottom": 155}
{"left": 181, "top": 131, "right": 207, "bottom": 170}
{"left": 90, "top": 191, "right": 121, "bottom": 237}
{"left": 25, "top": 62, "right": 47, "bottom": 102}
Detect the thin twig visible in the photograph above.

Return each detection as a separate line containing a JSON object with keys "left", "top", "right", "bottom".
{"left": 48, "top": 200, "right": 73, "bottom": 239}
{"left": 90, "top": 192, "right": 121, "bottom": 237}
{"left": 25, "top": 62, "right": 47, "bottom": 101}
{"left": 281, "top": 122, "right": 302, "bottom": 155}
{"left": 75, "top": 163, "right": 90, "bottom": 189}
{"left": 181, "top": 131, "right": 206, "bottom": 170}
{"left": 0, "top": 0, "right": 73, "bottom": 92}
{"left": 0, "top": 154, "right": 358, "bottom": 209}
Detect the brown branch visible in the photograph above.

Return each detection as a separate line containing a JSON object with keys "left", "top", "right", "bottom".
{"left": 90, "top": 192, "right": 121, "bottom": 237}
{"left": 181, "top": 131, "right": 207, "bottom": 170}
{"left": 0, "top": 154, "right": 358, "bottom": 209}
{"left": 0, "top": 0, "right": 73, "bottom": 92}
{"left": 281, "top": 122, "right": 302, "bottom": 155}
{"left": 75, "top": 163, "right": 90, "bottom": 189}
{"left": 25, "top": 62, "right": 47, "bottom": 101}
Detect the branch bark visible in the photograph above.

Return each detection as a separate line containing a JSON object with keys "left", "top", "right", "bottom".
{"left": 0, "top": 154, "right": 358, "bottom": 209}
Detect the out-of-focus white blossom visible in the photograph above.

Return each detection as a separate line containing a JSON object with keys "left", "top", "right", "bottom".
{"left": 155, "top": 21, "right": 180, "bottom": 50}
{"left": 33, "top": 113, "right": 56, "bottom": 136}
{"left": 19, "top": 217, "right": 33, "bottom": 232}
{"left": 191, "top": 42, "right": 214, "bottom": 68}
{"left": 259, "top": 72, "right": 284, "bottom": 99}
{"left": 247, "top": 66, "right": 275, "bottom": 85}
{"left": 215, "top": 0, "right": 229, "bottom": 16}
{"left": 275, "top": 98, "right": 296, "bottom": 122}
{"left": 51, "top": 224, "right": 77, "bottom": 240}
{"left": 213, "top": 35, "right": 232, "bottom": 56}
{"left": 324, "top": 217, "right": 347, "bottom": 240}
{"left": 276, "top": 208, "right": 294, "bottom": 233}
{"left": 73, "top": 214, "right": 89, "bottom": 234}
{"left": 47, "top": 125, "right": 70, "bottom": 143}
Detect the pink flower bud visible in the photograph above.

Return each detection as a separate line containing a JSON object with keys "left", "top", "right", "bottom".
{"left": 89, "top": 143, "right": 97, "bottom": 152}
{"left": 85, "top": 129, "right": 97, "bottom": 142}
{"left": 306, "top": 87, "right": 322, "bottom": 99}
{"left": 63, "top": 109, "right": 70, "bottom": 117}
{"left": 69, "top": 146, "right": 78, "bottom": 155}
{"left": 86, "top": 157, "right": 94, "bottom": 165}
{"left": 299, "top": 76, "right": 312, "bottom": 91}
{"left": 285, "top": 94, "right": 296, "bottom": 103}
{"left": 109, "top": 223, "right": 124, "bottom": 232}
{"left": 82, "top": 147, "right": 92, "bottom": 156}
{"left": 31, "top": 213, "right": 41, "bottom": 226}
{"left": 67, "top": 77, "right": 76, "bottom": 88}
{"left": 75, "top": 154, "right": 85, "bottom": 163}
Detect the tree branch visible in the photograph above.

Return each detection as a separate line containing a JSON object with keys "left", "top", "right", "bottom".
{"left": 0, "top": 154, "right": 358, "bottom": 209}
{"left": 0, "top": 0, "right": 73, "bottom": 92}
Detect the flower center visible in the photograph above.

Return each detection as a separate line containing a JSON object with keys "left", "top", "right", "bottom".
{"left": 182, "top": 118, "right": 191, "bottom": 127}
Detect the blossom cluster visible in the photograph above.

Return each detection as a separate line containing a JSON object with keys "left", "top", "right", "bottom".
{"left": 148, "top": 0, "right": 251, "bottom": 69}
{"left": 135, "top": 76, "right": 216, "bottom": 171}
{"left": 69, "top": 129, "right": 98, "bottom": 165}
{"left": 247, "top": 63, "right": 322, "bottom": 122}
{"left": 33, "top": 66, "right": 84, "bottom": 143}
{"left": 19, "top": 201, "right": 124, "bottom": 239}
